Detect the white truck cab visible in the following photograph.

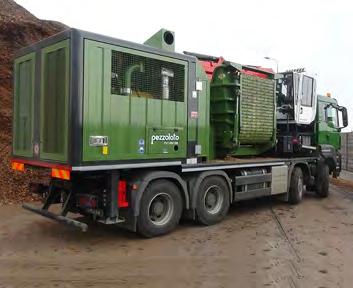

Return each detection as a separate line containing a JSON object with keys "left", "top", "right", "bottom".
{"left": 277, "top": 68, "right": 317, "bottom": 125}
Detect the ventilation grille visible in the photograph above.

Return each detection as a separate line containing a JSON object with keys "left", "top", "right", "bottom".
{"left": 14, "top": 58, "right": 33, "bottom": 154}
{"left": 42, "top": 47, "right": 67, "bottom": 155}
{"left": 111, "top": 50, "right": 185, "bottom": 102}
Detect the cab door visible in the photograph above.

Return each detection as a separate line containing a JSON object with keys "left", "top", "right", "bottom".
{"left": 318, "top": 101, "right": 341, "bottom": 149}
{"left": 298, "top": 75, "right": 317, "bottom": 124}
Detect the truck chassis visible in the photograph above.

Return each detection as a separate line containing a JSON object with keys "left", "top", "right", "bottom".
{"left": 22, "top": 156, "right": 329, "bottom": 237}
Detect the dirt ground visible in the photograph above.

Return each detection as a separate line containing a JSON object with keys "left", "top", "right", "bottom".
{"left": 1, "top": 184, "right": 353, "bottom": 288}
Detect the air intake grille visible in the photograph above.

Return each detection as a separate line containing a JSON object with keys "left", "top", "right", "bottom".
{"left": 239, "top": 74, "right": 275, "bottom": 144}
{"left": 111, "top": 50, "right": 185, "bottom": 102}
{"left": 42, "top": 47, "right": 67, "bottom": 154}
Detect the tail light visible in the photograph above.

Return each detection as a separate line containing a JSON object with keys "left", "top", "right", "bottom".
{"left": 118, "top": 180, "right": 129, "bottom": 208}
{"left": 51, "top": 168, "right": 70, "bottom": 180}
{"left": 11, "top": 161, "right": 24, "bottom": 172}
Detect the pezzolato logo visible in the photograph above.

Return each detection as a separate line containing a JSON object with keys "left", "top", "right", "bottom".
{"left": 151, "top": 133, "right": 179, "bottom": 144}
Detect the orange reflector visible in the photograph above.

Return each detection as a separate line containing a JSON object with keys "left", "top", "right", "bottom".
{"left": 51, "top": 168, "right": 70, "bottom": 180}
{"left": 11, "top": 161, "right": 24, "bottom": 172}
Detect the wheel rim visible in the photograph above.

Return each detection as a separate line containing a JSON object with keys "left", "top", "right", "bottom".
{"left": 298, "top": 176, "right": 303, "bottom": 198}
{"left": 148, "top": 193, "right": 174, "bottom": 226}
{"left": 203, "top": 185, "right": 224, "bottom": 215}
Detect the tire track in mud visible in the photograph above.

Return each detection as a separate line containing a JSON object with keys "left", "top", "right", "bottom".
{"left": 270, "top": 207, "right": 301, "bottom": 262}
{"left": 266, "top": 206, "right": 303, "bottom": 288}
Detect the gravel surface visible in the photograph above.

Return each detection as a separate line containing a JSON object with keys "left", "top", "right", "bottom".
{"left": 0, "top": 0, "right": 66, "bottom": 205}
{"left": 1, "top": 184, "right": 353, "bottom": 287}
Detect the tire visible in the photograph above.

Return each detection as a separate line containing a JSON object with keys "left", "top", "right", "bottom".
{"left": 137, "top": 180, "right": 183, "bottom": 238}
{"left": 196, "top": 176, "right": 230, "bottom": 225}
{"left": 288, "top": 167, "right": 304, "bottom": 204}
{"left": 315, "top": 163, "right": 329, "bottom": 198}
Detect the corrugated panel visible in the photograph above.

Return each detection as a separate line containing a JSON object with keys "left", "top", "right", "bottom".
{"left": 13, "top": 53, "right": 35, "bottom": 157}
{"left": 40, "top": 40, "right": 69, "bottom": 162}
{"left": 239, "top": 74, "right": 275, "bottom": 144}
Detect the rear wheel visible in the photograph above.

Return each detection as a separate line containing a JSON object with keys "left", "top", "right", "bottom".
{"left": 196, "top": 176, "right": 230, "bottom": 225}
{"left": 288, "top": 167, "right": 304, "bottom": 204}
{"left": 315, "top": 163, "right": 329, "bottom": 198}
{"left": 137, "top": 180, "right": 182, "bottom": 237}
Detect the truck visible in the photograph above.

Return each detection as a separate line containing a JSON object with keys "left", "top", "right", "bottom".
{"left": 11, "top": 28, "right": 348, "bottom": 237}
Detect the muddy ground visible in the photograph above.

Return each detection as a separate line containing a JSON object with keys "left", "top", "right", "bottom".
{"left": 1, "top": 184, "right": 353, "bottom": 288}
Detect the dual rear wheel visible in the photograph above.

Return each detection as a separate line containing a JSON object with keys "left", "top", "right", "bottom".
{"left": 137, "top": 180, "right": 182, "bottom": 238}
{"left": 288, "top": 163, "right": 330, "bottom": 205}
{"left": 195, "top": 176, "right": 230, "bottom": 225}
{"left": 137, "top": 176, "right": 230, "bottom": 237}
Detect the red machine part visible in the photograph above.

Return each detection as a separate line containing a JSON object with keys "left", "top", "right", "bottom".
{"left": 199, "top": 57, "right": 273, "bottom": 80}
{"left": 242, "top": 68, "right": 273, "bottom": 79}
{"left": 199, "top": 57, "right": 224, "bottom": 80}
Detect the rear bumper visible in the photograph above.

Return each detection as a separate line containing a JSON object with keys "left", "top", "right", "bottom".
{"left": 22, "top": 203, "right": 88, "bottom": 232}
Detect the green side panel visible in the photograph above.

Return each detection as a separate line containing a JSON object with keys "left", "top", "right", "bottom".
{"left": 40, "top": 40, "right": 70, "bottom": 162}
{"left": 196, "top": 62, "right": 210, "bottom": 159}
{"left": 82, "top": 43, "right": 108, "bottom": 161}
{"left": 13, "top": 53, "right": 35, "bottom": 157}
{"left": 316, "top": 96, "right": 341, "bottom": 150}
{"left": 239, "top": 74, "right": 275, "bottom": 143}
{"left": 83, "top": 40, "right": 187, "bottom": 162}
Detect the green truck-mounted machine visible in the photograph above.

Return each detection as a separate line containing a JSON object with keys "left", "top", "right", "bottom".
{"left": 12, "top": 29, "right": 348, "bottom": 237}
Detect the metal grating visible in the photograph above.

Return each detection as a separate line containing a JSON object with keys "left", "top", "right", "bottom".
{"left": 111, "top": 50, "right": 185, "bottom": 102}
{"left": 239, "top": 74, "right": 275, "bottom": 144}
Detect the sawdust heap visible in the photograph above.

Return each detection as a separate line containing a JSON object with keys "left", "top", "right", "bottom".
{"left": 0, "top": 0, "right": 67, "bottom": 205}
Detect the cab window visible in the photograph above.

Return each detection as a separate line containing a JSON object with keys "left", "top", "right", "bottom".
{"left": 301, "top": 76, "right": 313, "bottom": 107}
{"left": 325, "top": 106, "right": 338, "bottom": 127}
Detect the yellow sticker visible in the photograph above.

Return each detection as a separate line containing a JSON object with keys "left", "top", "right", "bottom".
{"left": 102, "top": 146, "right": 109, "bottom": 155}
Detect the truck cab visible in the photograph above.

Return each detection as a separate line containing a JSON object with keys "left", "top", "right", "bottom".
{"left": 277, "top": 69, "right": 317, "bottom": 126}
{"left": 316, "top": 94, "right": 348, "bottom": 176}
{"left": 276, "top": 69, "right": 318, "bottom": 153}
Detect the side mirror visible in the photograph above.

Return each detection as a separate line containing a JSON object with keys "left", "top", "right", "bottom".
{"left": 341, "top": 107, "right": 348, "bottom": 128}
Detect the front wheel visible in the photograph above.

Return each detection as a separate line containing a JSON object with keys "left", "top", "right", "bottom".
{"left": 288, "top": 167, "right": 304, "bottom": 204}
{"left": 315, "top": 162, "right": 329, "bottom": 198}
{"left": 137, "top": 180, "right": 182, "bottom": 237}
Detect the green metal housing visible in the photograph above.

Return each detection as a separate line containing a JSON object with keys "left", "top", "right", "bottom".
{"left": 210, "top": 63, "right": 276, "bottom": 156}
{"left": 12, "top": 28, "right": 281, "bottom": 170}
{"left": 12, "top": 29, "right": 211, "bottom": 168}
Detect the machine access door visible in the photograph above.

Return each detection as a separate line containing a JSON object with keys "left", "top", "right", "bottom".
{"left": 82, "top": 40, "right": 188, "bottom": 162}
{"left": 298, "top": 75, "right": 317, "bottom": 125}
